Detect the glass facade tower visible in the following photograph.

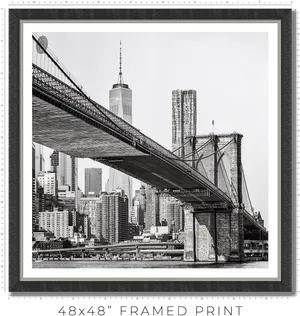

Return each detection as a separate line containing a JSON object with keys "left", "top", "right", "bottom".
{"left": 108, "top": 41, "right": 133, "bottom": 207}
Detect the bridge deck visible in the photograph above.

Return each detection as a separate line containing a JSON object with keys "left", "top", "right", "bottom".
{"left": 32, "top": 64, "right": 233, "bottom": 205}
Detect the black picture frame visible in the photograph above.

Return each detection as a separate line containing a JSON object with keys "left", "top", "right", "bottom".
{"left": 9, "top": 8, "right": 292, "bottom": 293}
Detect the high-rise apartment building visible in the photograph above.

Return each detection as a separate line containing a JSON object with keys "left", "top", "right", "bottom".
{"left": 39, "top": 209, "right": 75, "bottom": 239}
{"left": 36, "top": 186, "right": 57, "bottom": 213}
{"left": 84, "top": 168, "right": 102, "bottom": 195}
{"left": 131, "top": 185, "right": 146, "bottom": 226}
{"left": 131, "top": 200, "right": 143, "bottom": 225}
{"left": 50, "top": 151, "right": 78, "bottom": 190}
{"left": 70, "top": 210, "right": 79, "bottom": 228}
{"left": 101, "top": 189, "right": 129, "bottom": 244}
{"left": 145, "top": 185, "right": 160, "bottom": 230}
{"left": 159, "top": 194, "right": 184, "bottom": 233}
{"left": 79, "top": 193, "right": 102, "bottom": 241}
{"left": 172, "top": 89, "right": 197, "bottom": 157}
{"left": 37, "top": 172, "right": 56, "bottom": 196}
{"left": 79, "top": 193, "right": 101, "bottom": 216}
{"left": 36, "top": 187, "right": 45, "bottom": 216}
{"left": 78, "top": 213, "right": 90, "bottom": 239}
{"left": 58, "top": 186, "right": 76, "bottom": 211}
{"left": 128, "top": 222, "right": 140, "bottom": 239}
{"left": 108, "top": 41, "right": 133, "bottom": 207}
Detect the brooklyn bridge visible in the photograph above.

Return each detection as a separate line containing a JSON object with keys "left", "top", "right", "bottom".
{"left": 32, "top": 34, "right": 267, "bottom": 263}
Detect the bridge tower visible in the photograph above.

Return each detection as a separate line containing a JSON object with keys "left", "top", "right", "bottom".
{"left": 183, "top": 133, "right": 244, "bottom": 262}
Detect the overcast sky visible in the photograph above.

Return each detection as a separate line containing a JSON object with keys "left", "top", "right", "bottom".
{"left": 39, "top": 31, "right": 269, "bottom": 227}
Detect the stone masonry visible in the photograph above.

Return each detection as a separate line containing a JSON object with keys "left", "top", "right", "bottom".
{"left": 183, "top": 133, "right": 244, "bottom": 262}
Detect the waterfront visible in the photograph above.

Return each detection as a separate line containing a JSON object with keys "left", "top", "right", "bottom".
{"left": 33, "top": 260, "right": 268, "bottom": 269}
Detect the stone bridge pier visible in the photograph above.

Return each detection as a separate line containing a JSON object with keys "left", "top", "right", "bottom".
{"left": 184, "top": 204, "right": 244, "bottom": 262}
{"left": 183, "top": 133, "right": 244, "bottom": 262}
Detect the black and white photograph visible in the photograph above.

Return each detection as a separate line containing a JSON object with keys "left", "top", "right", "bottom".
{"left": 30, "top": 27, "right": 272, "bottom": 273}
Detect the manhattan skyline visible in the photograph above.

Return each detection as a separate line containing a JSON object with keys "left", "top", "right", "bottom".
{"left": 37, "top": 31, "right": 269, "bottom": 227}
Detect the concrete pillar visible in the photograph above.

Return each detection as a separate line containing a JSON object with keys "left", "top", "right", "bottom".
{"left": 183, "top": 204, "right": 195, "bottom": 261}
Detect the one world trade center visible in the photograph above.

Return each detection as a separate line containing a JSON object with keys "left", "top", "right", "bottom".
{"left": 108, "top": 41, "right": 133, "bottom": 207}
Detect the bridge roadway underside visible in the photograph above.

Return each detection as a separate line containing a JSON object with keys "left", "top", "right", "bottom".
{"left": 32, "top": 95, "right": 227, "bottom": 205}
{"left": 243, "top": 211, "right": 268, "bottom": 239}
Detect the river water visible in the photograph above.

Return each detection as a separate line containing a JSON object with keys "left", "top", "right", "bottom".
{"left": 33, "top": 260, "right": 268, "bottom": 269}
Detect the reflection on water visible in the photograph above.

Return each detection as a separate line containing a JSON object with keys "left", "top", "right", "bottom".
{"left": 33, "top": 260, "right": 268, "bottom": 269}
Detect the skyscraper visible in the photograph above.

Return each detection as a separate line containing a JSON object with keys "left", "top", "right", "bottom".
{"left": 145, "top": 185, "right": 160, "bottom": 230}
{"left": 84, "top": 168, "right": 102, "bottom": 195}
{"left": 50, "top": 151, "right": 78, "bottom": 209}
{"left": 78, "top": 213, "right": 90, "bottom": 239}
{"left": 79, "top": 193, "right": 102, "bottom": 241}
{"left": 159, "top": 194, "right": 184, "bottom": 233}
{"left": 50, "top": 151, "right": 78, "bottom": 192}
{"left": 170, "top": 90, "right": 196, "bottom": 232}
{"left": 108, "top": 41, "right": 133, "bottom": 208}
{"left": 131, "top": 185, "right": 146, "bottom": 226}
{"left": 172, "top": 90, "right": 197, "bottom": 157}
{"left": 101, "top": 189, "right": 129, "bottom": 244}
{"left": 34, "top": 143, "right": 45, "bottom": 179}
{"left": 37, "top": 172, "right": 56, "bottom": 196}
{"left": 39, "top": 209, "right": 75, "bottom": 239}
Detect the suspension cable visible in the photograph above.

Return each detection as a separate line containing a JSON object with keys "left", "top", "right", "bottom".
{"left": 230, "top": 181, "right": 239, "bottom": 204}
{"left": 218, "top": 154, "right": 231, "bottom": 189}
{"left": 197, "top": 159, "right": 208, "bottom": 178}
{"left": 200, "top": 139, "right": 233, "bottom": 160}
{"left": 172, "top": 138, "right": 233, "bottom": 162}
{"left": 32, "top": 34, "right": 129, "bottom": 138}
{"left": 171, "top": 138, "right": 191, "bottom": 153}
{"left": 181, "top": 138, "right": 211, "bottom": 160}
{"left": 218, "top": 159, "right": 231, "bottom": 195}
{"left": 170, "top": 138, "right": 212, "bottom": 161}
{"left": 194, "top": 143, "right": 209, "bottom": 176}
{"left": 172, "top": 137, "right": 212, "bottom": 160}
{"left": 241, "top": 164, "right": 253, "bottom": 213}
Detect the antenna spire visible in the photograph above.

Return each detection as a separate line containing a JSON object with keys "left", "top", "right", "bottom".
{"left": 113, "top": 40, "right": 129, "bottom": 89}
{"left": 118, "top": 40, "right": 123, "bottom": 84}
